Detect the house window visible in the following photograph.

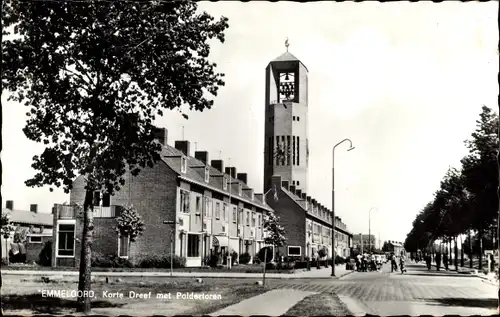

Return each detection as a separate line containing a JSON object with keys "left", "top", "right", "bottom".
{"left": 246, "top": 211, "right": 250, "bottom": 226}
{"left": 238, "top": 184, "right": 242, "bottom": 196}
{"left": 57, "top": 223, "right": 75, "bottom": 257}
{"left": 29, "top": 236, "right": 42, "bottom": 243}
{"left": 204, "top": 166, "right": 210, "bottom": 183}
{"left": 180, "top": 190, "right": 190, "bottom": 213}
{"left": 223, "top": 203, "right": 228, "bottom": 221}
{"left": 232, "top": 207, "right": 237, "bottom": 223}
{"left": 187, "top": 234, "right": 200, "bottom": 257}
{"left": 215, "top": 202, "right": 221, "bottom": 219}
{"left": 258, "top": 214, "right": 262, "bottom": 228}
{"left": 93, "top": 191, "right": 101, "bottom": 206}
{"left": 252, "top": 213, "right": 256, "bottom": 227}
{"left": 181, "top": 156, "right": 187, "bottom": 173}
{"left": 195, "top": 196, "right": 202, "bottom": 214}
{"left": 238, "top": 208, "right": 243, "bottom": 224}
{"left": 203, "top": 197, "right": 211, "bottom": 218}
{"left": 223, "top": 176, "right": 228, "bottom": 190}
{"left": 118, "top": 235, "right": 130, "bottom": 258}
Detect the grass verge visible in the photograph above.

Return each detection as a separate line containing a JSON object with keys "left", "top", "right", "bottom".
{"left": 284, "top": 292, "right": 350, "bottom": 316}
{"left": 1, "top": 276, "right": 268, "bottom": 315}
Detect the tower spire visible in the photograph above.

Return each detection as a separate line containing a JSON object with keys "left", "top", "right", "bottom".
{"left": 285, "top": 37, "right": 289, "bottom": 52}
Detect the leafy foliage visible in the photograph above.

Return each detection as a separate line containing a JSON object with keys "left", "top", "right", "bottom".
{"left": 1, "top": 213, "right": 15, "bottom": 239}
{"left": 263, "top": 211, "right": 287, "bottom": 249}
{"left": 404, "top": 106, "right": 499, "bottom": 268}
{"left": 115, "top": 205, "right": 145, "bottom": 243}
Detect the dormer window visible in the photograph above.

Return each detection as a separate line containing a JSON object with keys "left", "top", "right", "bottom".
{"left": 223, "top": 175, "right": 228, "bottom": 190}
{"left": 204, "top": 166, "right": 210, "bottom": 183}
{"left": 238, "top": 183, "right": 242, "bottom": 196}
{"left": 251, "top": 192, "right": 254, "bottom": 200}
{"left": 181, "top": 156, "right": 187, "bottom": 173}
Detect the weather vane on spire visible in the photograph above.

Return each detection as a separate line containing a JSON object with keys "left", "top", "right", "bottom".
{"left": 285, "top": 37, "right": 289, "bottom": 52}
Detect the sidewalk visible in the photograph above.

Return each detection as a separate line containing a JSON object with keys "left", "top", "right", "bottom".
{"left": 414, "top": 260, "right": 498, "bottom": 285}
{"left": 210, "top": 289, "right": 317, "bottom": 316}
{"left": 1, "top": 264, "right": 354, "bottom": 279}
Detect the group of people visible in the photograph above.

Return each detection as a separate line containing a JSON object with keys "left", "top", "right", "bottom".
{"left": 389, "top": 252, "right": 407, "bottom": 273}
{"left": 354, "top": 253, "right": 381, "bottom": 272}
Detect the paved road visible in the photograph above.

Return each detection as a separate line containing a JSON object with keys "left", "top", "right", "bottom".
{"left": 267, "top": 262, "right": 498, "bottom": 316}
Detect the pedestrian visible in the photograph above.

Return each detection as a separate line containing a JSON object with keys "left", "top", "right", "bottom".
{"left": 425, "top": 253, "right": 431, "bottom": 270}
{"left": 443, "top": 253, "right": 449, "bottom": 271}
{"left": 391, "top": 252, "right": 397, "bottom": 272}
{"left": 435, "top": 252, "right": 441, "bottom": 271}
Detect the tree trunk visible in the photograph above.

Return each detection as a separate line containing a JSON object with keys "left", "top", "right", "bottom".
{"left": 77, "top": 189, "right": 95, "bottom": 313}
{"left": 454, "top": 236, "right": 458, "bottom": 270}
{"left": 479, "top": 228, "right": 483, "bottom": 270}
{"left": 469, "top": 231, "right": 473, "bottom": 268}
{"left": 460, "top": 234, "right": 464, "bottom": 267}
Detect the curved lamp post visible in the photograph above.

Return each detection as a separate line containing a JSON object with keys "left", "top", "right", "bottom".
{"left": 331, "top": 138, "right": 355, "bottom": 277}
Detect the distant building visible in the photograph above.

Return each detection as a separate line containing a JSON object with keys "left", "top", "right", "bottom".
{"left": 2, "top": 200, "right": 53, "bottom": 262}
{"left": 352, "top": 234, "right": 376, "bottom": 253}
{"left": 385, "top": 240, "right": 404, "bottom": 255}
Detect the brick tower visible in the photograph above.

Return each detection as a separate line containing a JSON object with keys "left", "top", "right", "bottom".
{"left": 263, "top": 40, "right": 309, "bottom": 193}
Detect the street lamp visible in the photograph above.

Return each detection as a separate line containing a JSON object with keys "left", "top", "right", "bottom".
{"left": 163, "top": 220, "right": 179, "bottom": 277}
{"left": 369, "top": 207, "right": 377, "bottom": 254}
{"left": 331, "top": 138, "right": 355, "bottom": 277}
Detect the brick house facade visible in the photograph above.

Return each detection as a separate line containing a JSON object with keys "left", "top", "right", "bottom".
{"left": 51, "top": 128, "right": 273, "bottom": 268}
{"left": 266, "top": 175, "right": 353, "bottom": 261}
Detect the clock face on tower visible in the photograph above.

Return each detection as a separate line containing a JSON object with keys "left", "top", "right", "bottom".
{"left": 279, "top": 72, "right": 295, "bottom": 102}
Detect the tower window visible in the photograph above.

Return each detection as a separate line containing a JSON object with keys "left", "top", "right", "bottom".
{"left": 297, "top": 117, "right": 300, "bottom": 121}
{"left": 293, "top": 136, "right": 296, "bottom": 165}
{"left": 297, "top": 181, "right": 300, "bottom": 186}
{"left": 275, "top": 136, "right": 280, "bottom": 166}
{"left": 268, "top": 137, "right": 273, "bottom": 165}
{"left": 293, "top": 116, "right": 296, "bottom": 121}
{"left": 292, "top": 181, "right": 295, "bottom": 185}
{"left": 286, "top": 135, "right": 291, "bottom": 166}
{"left": 297, "top": 137, "right": 300, "bottom": 166}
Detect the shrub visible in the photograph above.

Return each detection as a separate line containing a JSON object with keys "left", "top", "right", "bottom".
{"left": 37, "top": 241, "right": 52, "bottom": 266}
{"left": 265, "top": 262, "right": 277, "bottom": 270}
{"left": 239, "top": 252, "right": 251, "bottom": 265}
{"left": 208, "top": 254, "right": 219, "bottom": 267}
{"left": 335, "top": 255, "right": 345, "bottom": 265}
{"left": 92, "top": 253, "right": 134, "bottom": 268}
{"left": 318, "top": 247, "right": 327, "bottom": 258}
{"left": 137, "top": 254, "right": 186, "bottom": 269}
{"left": 231, "top": 251, "right": 238, "bottom": 264}
{"left": 258, "top": 247, "right": 273, "bottom": 263}
{"left": 253, "top": 256, "right": 261, "bottom": 264}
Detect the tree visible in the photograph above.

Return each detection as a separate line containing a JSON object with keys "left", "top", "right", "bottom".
{"left": 263, "top": 211, "right": 286, "bottom": 261}
{"left": 2, "top": 1, "right": 228, "bottom": 313}
{"left": 115, "top": 205, "right": 145, "bottom": 243}
{"left": 460, "top": 106, "right": 498, "bottom": 269}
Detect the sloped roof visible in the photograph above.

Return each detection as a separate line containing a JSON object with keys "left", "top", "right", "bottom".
{"left": 3, "top": 208, "right": 53, "bottom": 227}
{"left": 160, "top": 143, "right": 271, "bottom": 211}
{"left": 277, "top": 186, "right": 352, "bottom": 235}
{"left": 270, "top": 51, "right": 308, "bottom": 71}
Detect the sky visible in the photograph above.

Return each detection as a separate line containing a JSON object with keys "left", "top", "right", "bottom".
{"left": 2, "top": 1, "right": 498, "bottom": 245}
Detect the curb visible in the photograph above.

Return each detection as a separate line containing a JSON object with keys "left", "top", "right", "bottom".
{"left": 2, "top": 269, "right": 355, "bottom": 280}
{"left": 337, "top": 295, "right": 368, "bottom": 316}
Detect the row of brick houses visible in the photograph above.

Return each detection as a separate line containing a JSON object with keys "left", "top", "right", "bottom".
{"left": 52, "top": 128, "right": 273, "bottom": 267}
{"left": 47, "top": 127, "right": 352, "bottom": 268}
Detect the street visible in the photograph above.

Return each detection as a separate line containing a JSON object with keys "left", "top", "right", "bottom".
{"left": 266, "top": 262, "right": 498, "bottom": 316}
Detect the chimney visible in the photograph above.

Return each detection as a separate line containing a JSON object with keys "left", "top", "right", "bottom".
{"left": 254, "top": 193, "right": 264, "bottom": 204}
{"left": 225, "top": 167, "right": 237, "bottom": 178}
{"left": 301, "top": 193, "right": 306, "bottom": 199}
{"left": 6, "top": 200, "right": 13, "bottom": 210}
{"left": 271, "top": 175, "right": 282, "bottom": 191}
{"left": 195, "top": 151, "right": 209, "bottom": 165}
{"left": 281, "top": 180, "right": 289, "bottom": 190}
{"left": 153, "top": 127, "right": 168, "bottom": 146}
{"left": 296, "top": 189, "right": 302, "bottom": 197}
{"left": 289, "top": 185, "right": 296, "bottom": 193}
{"left": 312, "top": 199, "right": 317, "bottom": 206}
{"left": 237, "top": 173, "right": 248, "bottom": 184}
{"left": 211, "top": 160, "right": 224, "bottom": 173}
{"left": 306, "top": 196, "right": 311, "bottom": 202}
{"left": 174, "top": 140, "right": 191, "bottom": 156}
{"left": 30, "top": 204, "right": 38, "bottom": 213}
